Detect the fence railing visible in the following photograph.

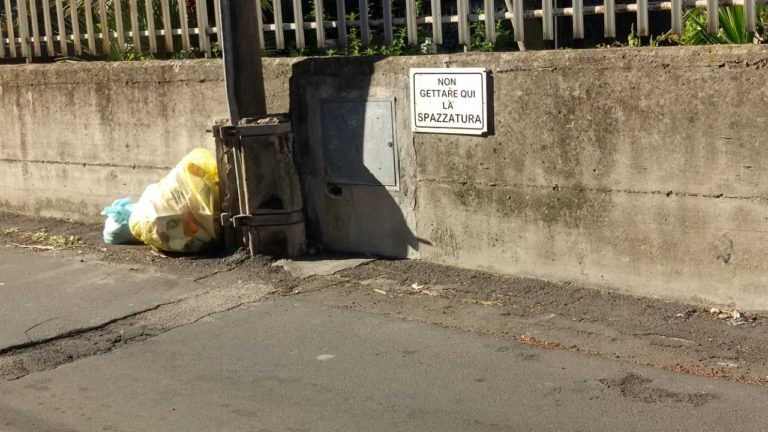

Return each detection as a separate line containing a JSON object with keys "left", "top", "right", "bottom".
{"left": 1, "top": 0, "right": 221, "bottom": 60}
{"left": 1, "top": 0, "right": 766, "bottom": 61}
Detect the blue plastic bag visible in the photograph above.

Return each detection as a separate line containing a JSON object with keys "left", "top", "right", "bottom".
{"left": 101, "top": 198, "right": 138, "bottom": 244}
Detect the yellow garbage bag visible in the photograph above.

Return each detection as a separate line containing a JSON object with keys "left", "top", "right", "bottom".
{"left": 129, "top": 148, "right": 220, "bottom": 253}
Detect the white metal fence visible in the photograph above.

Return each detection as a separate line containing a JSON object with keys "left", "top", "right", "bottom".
{"left": 1, "top": 0, "right": 765, "bottom": 61}
{"left": 1, "top": 0, "right": 221, "bottom": 59}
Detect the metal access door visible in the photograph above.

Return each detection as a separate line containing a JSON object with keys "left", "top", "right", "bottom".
{"left": 320, "top": 98, "right": 398, "bottom": 187}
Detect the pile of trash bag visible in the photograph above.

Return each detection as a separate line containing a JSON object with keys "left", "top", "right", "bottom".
{"left": 101, "top": 197, "right": 137, "bottom": 245}
{"left": 101, "top": 148, "right": 221, "bottom": 253}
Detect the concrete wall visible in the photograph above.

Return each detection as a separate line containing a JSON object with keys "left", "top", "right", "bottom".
{"left": 0, "top": 58, "right": 296, "bottom": 221}
{"left": 2, "top": 47, "right": 768, "bottom": 308}
{"left": 289, "top": 47, "right": 768, "bottom": 309}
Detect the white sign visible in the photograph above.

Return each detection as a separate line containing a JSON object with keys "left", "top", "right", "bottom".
{"left": 410, "top": 68, "right": 488, "bottom": 135}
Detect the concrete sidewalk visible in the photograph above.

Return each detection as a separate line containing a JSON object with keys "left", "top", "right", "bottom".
{"left": 0, "top": 248, "right": 208, "bottom": 350}
{"left": 2, "top": 298, "right": 768, "bottom": 432}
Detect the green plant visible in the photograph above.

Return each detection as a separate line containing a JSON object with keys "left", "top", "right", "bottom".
{"left": 469, "top": 9, "right": 516, "bottom": 52}
{"left": 675, "top": 6, "right": 765, "bottom": 45}
{"left": 171, "top": 47, "right": 201, "bottom": 59}
{"left": 421, "top": 36, "right": 436, "bottom": 54}
{"left": 470, "top": 17, "right": 494, "bottom": 51}
{"left": 379, "top": 26, "right": 421, "bottom": 55}
{"left": 627, "top": 24, "right": 642, "bottom": 47}
{"left": 596, "top": 7, "right": 767, "bottom": 49}
{"left": 345, "top": 11, "right": 365, "bottom": 56}
{"left": 122, "top": 50, "right": 156, "bottom": 61}
{"left": 210, "top": 41, "right": 222, "bottom": 57}
{"left": 109, "top": 41, "right": 155, "bottom": 61}
{"left": 49, "top": 235, "right": 84, "bottom": 248}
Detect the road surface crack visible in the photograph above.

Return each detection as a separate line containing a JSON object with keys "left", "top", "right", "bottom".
{"left": 0, "top": 283, "right": 272, "bottom": 382}
{"left": 23, "top": 316, "right": 63, "bottom": 343}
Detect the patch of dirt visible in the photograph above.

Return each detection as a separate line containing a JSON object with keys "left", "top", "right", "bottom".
{"left": 320, "top": 259, "right": 768, "bottom": 385}
{"left": 600, "top": 373, "right": 717, "bottom": 406}
{"left": 0, "top": 211, "right": 300, "bottom": 292}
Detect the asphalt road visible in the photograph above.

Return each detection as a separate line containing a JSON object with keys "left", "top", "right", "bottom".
{"left": 0, "top": 248, "right": 206, "bottom": 350}
{"left": 2, "top": 298, "right": 768, "bottom": 432}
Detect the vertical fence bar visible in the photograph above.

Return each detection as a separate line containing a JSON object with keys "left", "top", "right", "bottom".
{"left": 128, "top": 0, "right": 141, "bottom": 53}
{"left": 114, "top": 0, "right": 125, "bottom": 53}
{"left": 604, "top": 0, "right": 615, "bottom": 37}
{"left": 335, "top": 0, "right": 347, "bottom": 47}
{"left": 457, "top": 0, "right": 469, "bottom": 46}
{"left": 484, "top": 0, "right": 495, "bottom": 43}
{"left": 315, "top": 0, "right": 325, "bottom": 47}
{"left": 382, "top": 0, "right": 392, "bottom": 45}
{"left": 670, "top": 0, "right": 682, "bottom": 34}
{"left": 252, "top": 0, "right": 265, "bottom": 50}
{"left": 255, "top": 0, "right": 265, "bottom": 49}
{"left": 706, "top": 0, "right": 718, "bottom": 34}
{"left": 43, "top": 0, "right": 55, "bottom": 55}
{"left": 0, "top": 14, "right": 4, "bottom": 58}
{"left": 179, "top": 0, "right": 190, "bottom": 50}
{"left": 18, "top": 0, "right": 32, "bottom": 59}
{"left": 0, "top": 8, "right": 4, "bottom": 58}
{"left": 572, "top": 0, "right": 583, "bottom": 38}
{"left": 0, "top": 3, "right": 4, "bottom": 58}
{"left": 4, "top": 0, "right": 16, "bottom": 57}
{"left": 196, "top": 0, "right": 210, "bottom": 55}
{"left": 55, "top": 0, "right": 66, "bottom": 55}
{"left": 542, "top": 0, "right": 553, "bottom": 40}
{"left": 745, "top": 0, "right": 756, "bottom": 32}
{"left": 431, "top": 0, "right": 442, "bottom": 44}
{"left": 70, "top": 0, "right": 81, "bottom": 54}
{"left": 513, "top": 0, "right": 524, "bottom": 42}
{"left": 273, "top": 0, "right": 285, "bottom": 49}
{"left": 84, "top": 0, "right": 96, "bottom": 53}
{"left": 293, "top": 0, "right": 306, "bottom": 49}
{"left": 144, "top": 0, "right": 156, "bottom": 53}
{"left": 358, "top": 0, "right": 368, "bottom": 46}
{"left": 636, "top": 0, "right": 648, "bottom": 36}
{"left": 213, "top": 0, "right": 222, "bottom": 39}
{"left": 160, "top": 0, "right": 172, "bottom": 52}
{"left": 405, "top": 0, "right": 417, "bottom": 45}
{"left": 292, "top": 0, "right": 305, "bottom": 48}
{"left": 99, "top": 0, "right": 109, "bottom": 55}
{"left": 29, "top": 0, "right": 42, "bottom": 56}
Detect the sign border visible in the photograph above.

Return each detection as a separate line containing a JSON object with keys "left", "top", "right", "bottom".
{"left": 409, "top": 67, "right": 488, "bottom": 135}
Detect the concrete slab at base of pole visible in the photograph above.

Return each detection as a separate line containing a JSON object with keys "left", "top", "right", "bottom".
{"left": 247, "top": 224, "right": 305, "bottom": 257}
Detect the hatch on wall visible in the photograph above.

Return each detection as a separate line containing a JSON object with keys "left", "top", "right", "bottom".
{"left": 320, "top": 98, "right": 398, "bottom": 187}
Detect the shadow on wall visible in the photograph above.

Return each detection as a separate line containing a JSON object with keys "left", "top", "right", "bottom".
{"left": 290, "top": 57, "right": 420, "bottom": 258}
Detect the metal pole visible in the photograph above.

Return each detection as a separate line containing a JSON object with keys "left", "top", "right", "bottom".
{"left": 216, "top": 0, "right": 306, "bottom": 258}
{"left": 219, "top": 0, "right": 267, "bottom": 123}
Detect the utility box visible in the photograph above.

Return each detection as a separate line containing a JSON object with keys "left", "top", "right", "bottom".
{"left": 320, "top": 98, "right": 398, "bottom": 187}
{"left": 214, "top": 117, "right": 306, "bottom": 257}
